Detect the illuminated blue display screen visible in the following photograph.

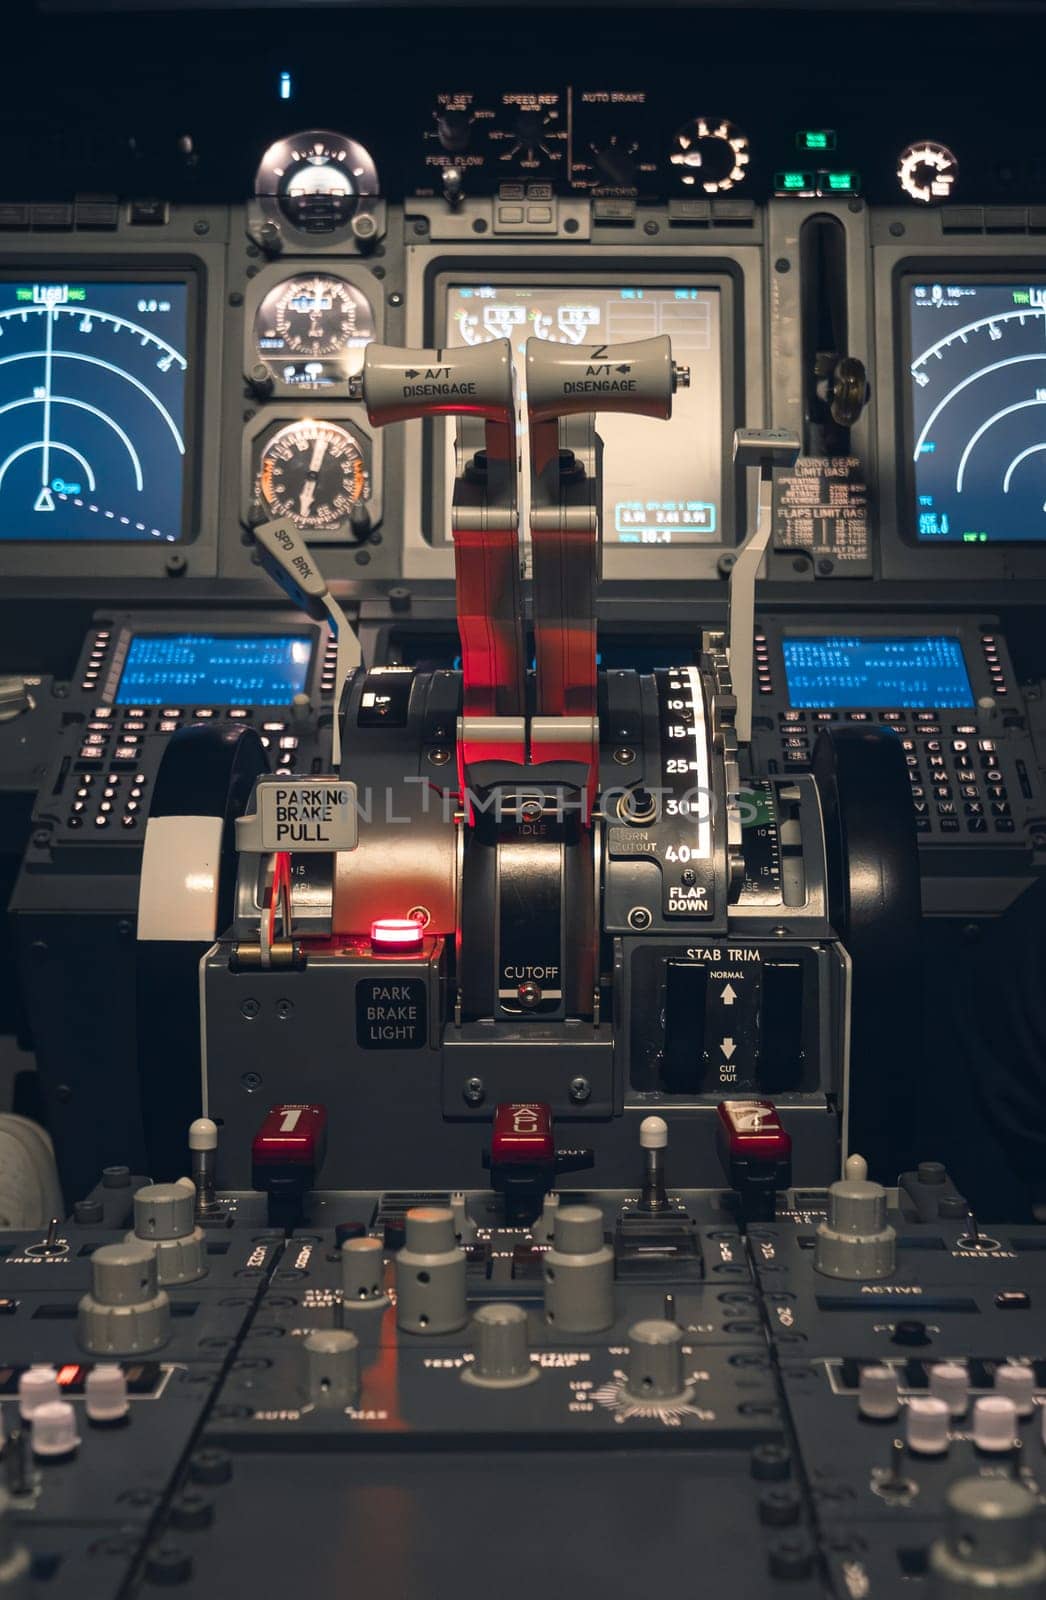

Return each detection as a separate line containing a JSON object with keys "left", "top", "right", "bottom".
{"left": 0, "top": 277, "right": 191, "bottom": 543}
{"left": 782, "top": 635, "right": 974, "bottom": 710}
{"left": 908, "top": 279, "right": 1046, "bottom": 543}
{"left": 115, "top": 634, "right": 312, "bottom": 706}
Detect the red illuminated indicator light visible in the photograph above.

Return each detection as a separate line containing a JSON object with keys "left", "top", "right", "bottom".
{"left": 370, "top": 917, "right": 424, "bottom": 953}
{"left": 56, "top": 1365, "right": 81, "bottom": 1388}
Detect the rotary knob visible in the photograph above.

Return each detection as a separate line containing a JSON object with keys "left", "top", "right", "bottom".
{"left": 814, "top": 1180, "right": 895, "bottom": 1280}
{"left": 462, "top": 1303, "right": 538, "bottom": 1389}
{"left": 396, "top": 1207, "right": 468, "bottom": 1335}
{"left": 77, "top": 1239, "right": 171, "bottom": 1355}
{"left": 625, "top": 1319, "right": 689, "bottom": 1403}
{"left": 435, "top": 109, "right": 473, "bottom": 154}
{"left": 129, "top": 1181, "right": 205, "bottom": 1286}
{"left": 302, "top": 1329, "right": 360, "bottom": 1409}
{"left": 341, "top": 1237, "right": 388, "bottom": 1310}
{"left": 543, "top": 1205, "right": 614, "bottom": 1334}
{"left": 929, "top": 1478, "right": 1046, "bottom": 1599}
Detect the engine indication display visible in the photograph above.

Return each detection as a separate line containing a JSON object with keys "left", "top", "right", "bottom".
{"left": 908, "top": 279, "right": 1046, "bottom": 542}
{"left": 256, "top": 418, "right": 368, "bottom": 533}
{"left": 253, "top": 275, "right": 375, "bottom": 388}
{"left": 0, "top": 278, "right": 190, "bottom": 543}
{"left": 445, "top": 282, "right": 723, "bottom": 544}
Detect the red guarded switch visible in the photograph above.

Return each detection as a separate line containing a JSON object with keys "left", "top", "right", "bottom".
{"left": 252, "top": 1103, "right": 329, "bottom": 1171}
{"left": 252, "top": 1106, "right": 328, "bottom": 1226}
{"left": 716, "top": 1100, "right": 792, "bottom": 1222}
{"left": 491, "top": 1103, "right": 555, "bottom": 1168}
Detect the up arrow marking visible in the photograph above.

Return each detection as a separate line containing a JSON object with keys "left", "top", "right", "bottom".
{"left": 722, "top": 983, "right": 737, "bottom": 1006}
{"left": 721, "top": 1038, "right": 736, "bottom": 1060}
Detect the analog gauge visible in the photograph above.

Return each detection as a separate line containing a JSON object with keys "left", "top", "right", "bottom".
{"left": 488, "top": 95, "right": 567, "bottom": 173}
{"left": 256, "top": 419, "right": 368, "bottom": 532}
{"left": 253, "top": 276, "right": 375, "bottom": 388}
{"left": 253, "top": 131, "right": 379, "bottom": 231}
{"left": 897, "top": 141, "right": 959, "bottom": 204}
{"left": 669, "top": 117, "right": 750, "bottom": 194}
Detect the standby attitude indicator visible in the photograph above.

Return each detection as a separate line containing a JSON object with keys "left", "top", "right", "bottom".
{"left": 0, "top": 279, "right": 190, "bottom": 543}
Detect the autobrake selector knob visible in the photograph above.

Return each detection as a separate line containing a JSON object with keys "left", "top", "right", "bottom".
{"left": 543, "top": 1205, "right": 614, "bottom": 1333}
{"left": 302, "top": 1329, "right": 360, "bottom": 1409}
{"left": 462, "top": 1303, "right": 538, "bottom": 1389}
{"left": 625, "top": 1319, "right": 689, "bottom": 1403}
{"left": 129, "top": 1181, "right": 206, "bottom": 1286}
{"left": 814, "top": 1179, "right": 895, "bottom": 1280}
{"left": 929, "top": 1477, "right": 1046, "bottom": 1599}
{"left": 396, "top": 1207, "right": 468, "bottom": 1334}
{"left": 77, "top": 1239, "right": 170, "bottom": 1355}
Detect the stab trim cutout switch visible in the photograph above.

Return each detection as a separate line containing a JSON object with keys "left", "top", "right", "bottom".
{"left": 716, "top": 1100, "right": 792, "bottom": 1222}
{"left": 486, "top": 1104, "right": 594, "bottom": 1226}
{"left": 813, "top": 1178, "right": 896, "bottom": 1280}
{"left": 252, "top": 1104, "right": 328, "bottom": 1227}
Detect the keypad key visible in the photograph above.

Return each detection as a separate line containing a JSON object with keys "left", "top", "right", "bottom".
{"left": 967, "top": 818, "right": 988, "bottom": 833}
{"left": 940, "top": 817, "right": 961, "bottom": 833}
{"left": 995, "top": 818, "right": 1016, "bottom": 833}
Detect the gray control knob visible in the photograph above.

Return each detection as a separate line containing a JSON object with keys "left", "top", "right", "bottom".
{"left": 77, "top": 1240, "right": 170, "bottom": 1355}
{"left": 543, "top": 1205, "right": 614, "bottom": 1333}
{"left": 625, "top": 1319, "right": 689, "bottom": 1403}
{"left": 0, "top": 678, "right": 31, "bottom": 725}
{"left": 814, "top": 1180, "right": 896, "bottom": 1280}
{"left": 0, "top": 1488, "right": 31, "bottom": 1596}
{"left": 396, "top": 1207, "right": 467, "bottom": 1334}
{"left": 302, "top": 1329, "right": 360, "bottom": 1409}
{"left": 531, "top": 1192, "right": 560, "bottom": 1245}
{"left": 129, "top": 1182, "right": 205, "bottom": 1286}
{"left": 929, "top": 1477, "right": 1046, "bottom": 1599}
{"left": 340, "top": 1237, "right": 388, "bottom": 1309}
{"left": 462, "top": 1303, "right": 539, "bottom": 1389}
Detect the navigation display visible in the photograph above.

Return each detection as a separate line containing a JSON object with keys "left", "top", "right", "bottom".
{"left": 115, "top": 635, "right": 311, "bottom": 706}
{"left": 782, "top": 635, "right": 974, "bottom": 710}
{"left": 0, "top": 277, "right": 192, "bottom": 543}
{"left": 907, "top": 278, "right": 1046, "bottom": 543}
{"left": 443, "top": 282, "right": 723, "bottom": 545}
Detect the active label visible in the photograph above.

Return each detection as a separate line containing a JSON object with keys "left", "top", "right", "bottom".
{"left": 257, "top": 781, "right": 359, "bottom": 851}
